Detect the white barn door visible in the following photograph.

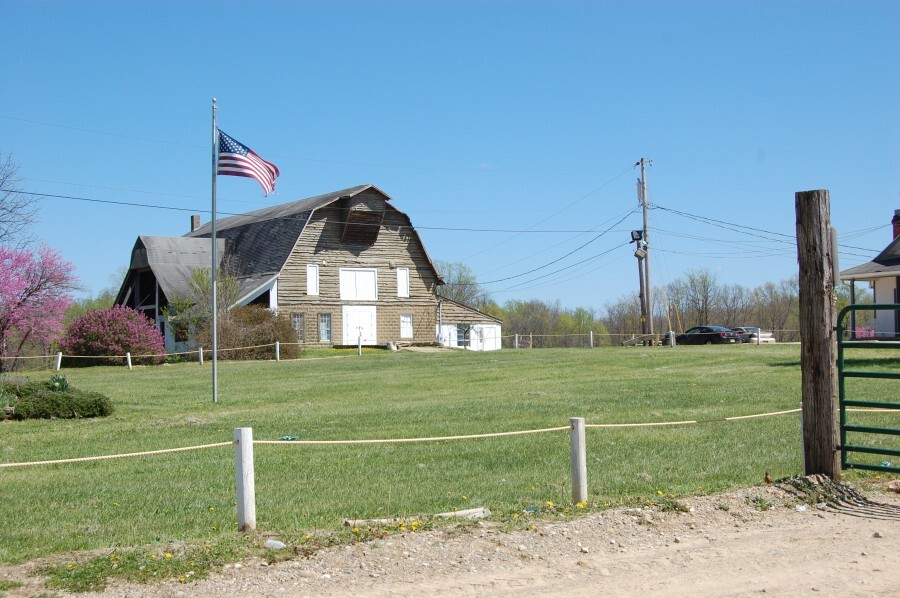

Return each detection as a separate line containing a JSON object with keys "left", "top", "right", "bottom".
{"left": 343, "top": 305, "right": 377, "bottom": 345}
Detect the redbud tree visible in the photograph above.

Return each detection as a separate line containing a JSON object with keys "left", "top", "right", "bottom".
{"left": 0, "top": 244, "right": 78, "bottom": 371}
{"left": 61, "top": 305, "right": 166, "bottom": 366}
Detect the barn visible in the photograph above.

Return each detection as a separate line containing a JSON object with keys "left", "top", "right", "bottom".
{"left": 115, "top": 184, "right": 502, "bottom": 351}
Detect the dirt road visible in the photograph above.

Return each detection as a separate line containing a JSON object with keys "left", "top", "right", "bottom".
{"left": 8, "top": 478, "right": 900, "bottom": 597}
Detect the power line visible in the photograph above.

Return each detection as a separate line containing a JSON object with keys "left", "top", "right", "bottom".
{"left": 652, "top": 203, "right": 879, "bottom": 254}
{"left": 22, "top": 189, "right": 636, "bottom": 235}
{"left": 461, "top": 164, "right": 637, "bottom": 263}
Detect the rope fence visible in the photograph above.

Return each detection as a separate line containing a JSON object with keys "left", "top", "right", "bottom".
{"left": 0, "top": 406, "right": 803, "bottom": 470}
{"left": 4, "top": 327, "right": 872, "bottom": 371}
{"left": 3, "top": 405, "right": 893, "bottom": 531}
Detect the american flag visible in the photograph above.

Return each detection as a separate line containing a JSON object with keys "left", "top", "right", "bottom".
{"left": 217, "top": 129, "right": 280, "bottom": 195}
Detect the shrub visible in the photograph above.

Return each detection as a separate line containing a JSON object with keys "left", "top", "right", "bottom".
{"left": 194, "top": 305, "right": 302, "bottom": 361}
{"left": 1, "top": 378, "right": 114, "bottom": 420}
{"left": 60, "top": 306, "right": 166, "bottom": 366}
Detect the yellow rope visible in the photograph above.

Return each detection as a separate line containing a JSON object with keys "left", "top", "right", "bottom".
{"left": 0, "top": 442, "right": 232, "bottom": 469}
{"left": 2, "top": 406, "right": 892, "bottom": 469}
{"left": 255, "top": 426, "right": 571, "bottom": 446}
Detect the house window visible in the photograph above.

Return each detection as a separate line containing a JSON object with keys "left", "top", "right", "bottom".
{"left": 339, "top": 268, "right": 378, "bottom": 300}
{"left": 307, "top": 264, "right": 319, "bottom": 296}
{"left": 400, "top": 314, "right": 413, "bottom": 339}
{"left": 318, "top": 313, "right": 332, "bottom": 342}
{"left": 397, "top": 267, "right": 410, "bottom": 298}
{"left": 291, "top": 312, "right": 305, "bottom": 342}
{"left": 457, "top": 325, "right": 470, "bottom": 348}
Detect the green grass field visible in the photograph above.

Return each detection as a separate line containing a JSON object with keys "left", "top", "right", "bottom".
{"left": 1, "top": 344, "right": 897, "bottom": 564}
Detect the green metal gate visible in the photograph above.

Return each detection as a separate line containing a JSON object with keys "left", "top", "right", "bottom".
{"left": 837, "top": 303, "right": 900, "bottom": 473}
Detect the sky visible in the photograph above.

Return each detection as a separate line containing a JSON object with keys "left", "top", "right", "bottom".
{"left": 2, "top": 0, "right": 898, "bottom": 311}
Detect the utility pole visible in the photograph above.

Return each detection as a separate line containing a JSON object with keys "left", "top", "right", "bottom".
{"left": 638, "top": 158, "right": 653, "bottom": 336}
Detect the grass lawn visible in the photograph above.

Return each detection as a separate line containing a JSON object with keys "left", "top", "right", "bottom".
{"left": 1, "top": 344, "right": 897, "bottom": 564}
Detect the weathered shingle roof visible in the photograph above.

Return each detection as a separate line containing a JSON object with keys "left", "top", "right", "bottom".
{"left": 116, "top": 236, "right": 225, "bottom": 304}
{"left": 186, "top": 184, "right": 387, "bottom": 279}
{"left": 840, "top": 235, "right": 900, "bottom": 280}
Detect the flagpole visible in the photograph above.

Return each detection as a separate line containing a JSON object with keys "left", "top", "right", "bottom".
{"left": 211, "top": 98, "right": 219, "bottom": 404}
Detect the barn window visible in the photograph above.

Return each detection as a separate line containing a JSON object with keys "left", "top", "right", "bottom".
{"left": 291, "top": 313, "right": 305, "bottom": 342}
{"left": 318, "top": 313, "right": 332, "bottom": 342}
{"left": 400, "top": 314, "right": 413, "bottom": 339}
{"left": 307, "top": 264, "right": 319, "bottom": 296}
{"left": 397, "top": 267, "right": 410, "bottom": 298}
{"left": 339, "top": 268, "right": 378, "bottom": 301}
{"left": 457, "top": 325, "right": 470, "bottom": 348}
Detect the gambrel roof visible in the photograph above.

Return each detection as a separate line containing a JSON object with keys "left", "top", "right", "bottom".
{"left": 185, "top": 184, "right": 444, "bottom": 304}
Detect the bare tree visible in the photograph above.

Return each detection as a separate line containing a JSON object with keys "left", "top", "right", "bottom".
{"left": 435, "top": 260, "right": 492, "bottom": 309}
{"left": 719, "top": 284, "right": 754, "bottom": 327}
{"left": 0, "top": 152, "right": 37, "bottom": 247}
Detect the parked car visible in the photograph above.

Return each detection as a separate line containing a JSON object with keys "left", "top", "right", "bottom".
{"left": 675, "top": 326, "right": 742, "bottom": 345}
{"left": 731, "top": 326, "right": 776, "bottom": 344}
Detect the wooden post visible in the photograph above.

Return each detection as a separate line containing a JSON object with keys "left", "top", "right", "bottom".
{"left": 126, "top": 352, "right": 133, "bottom": 370}
{"left": 795, "top": 190, "right": 839, "bottom": 480}
{"left": 275, "top": 341, "right": 280, "bottom": 361}
{"left": 198, "top": 347, "right": 203, "bottom": 365}
{"left": 589, "top": 331, "right": 594, "bottom": 348}
{"left": 514, "top": 334, "right": 518, "bottom": 350}
{"left": 234, "top": 427, "right": 257, "bottom": 531}
{"left": 55, "top": 352, "right": 63, "bottom": 371}
{"left": 569, "top": 417, "right": 588, "bottom": 504}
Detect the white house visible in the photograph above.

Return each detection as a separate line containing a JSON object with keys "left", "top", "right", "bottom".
{"left": 840, "top": 209, "right": 900, "bottom": 339}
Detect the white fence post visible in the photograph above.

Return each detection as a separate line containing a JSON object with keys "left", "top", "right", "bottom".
{"left": 55, "top": 352, "right": 63, "bottom": 371}
{"left": 569, "top": 417, "right": 588, "bottom": 504}
{"left": 589, "top": 331, "right": 594, "bottom": 348}
{"left": 234, "top": 427, "right": 257, "bottom": 532}
{"left": 514, "top": 334, "right": 519, "bottom": 350}
{"left": 198, "top": 347, "right": 204, "bottom": 365}
{"left": 275, "top": 341, "right": 280, "bottom": 361}
{"left": 126, "top": 352, "right": 133, "bottom": 370}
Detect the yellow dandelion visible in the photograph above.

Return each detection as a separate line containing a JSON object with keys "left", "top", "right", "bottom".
{"left": 513, "top": 513, "right": 520, "bottom": 519}
{"left": 546, "top": 501, "right": 554, "bottom": 507}
{"left": 656, "top": 490, "right": 663, "bottom": 496}
{"left": 150, "top": 555, "right": 157, "bottom": 560}
{"left": 67, "top": 564, "right": 75, "bottom": 570}
{"left": 576, "top": 502, "right": 587, "bottom": 509}
{"left": 165, "top": 553, "right": 172, "bottom": 559}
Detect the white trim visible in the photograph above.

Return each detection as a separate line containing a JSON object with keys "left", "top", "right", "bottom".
{"left": 339, "top": 268, "right": 378, "bottom": 301}
{"left": 307, "top": 264, "right": 320, "bottom": 296}
{"left": 397, "top": 267, "right": 410, "bottom": 298}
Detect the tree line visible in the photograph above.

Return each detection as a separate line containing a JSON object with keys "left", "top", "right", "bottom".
{"left": 438, "top": 261, "right": 873, "bottom": 346}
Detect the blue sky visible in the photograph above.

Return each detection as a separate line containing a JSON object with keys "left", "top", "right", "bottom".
{"left": 2, "top": 0, "right": 897, "bottom": 310}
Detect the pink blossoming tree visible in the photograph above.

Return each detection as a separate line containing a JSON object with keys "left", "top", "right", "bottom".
{"left": 61, "top": 305, "right": 166, "bottom": 366}
{"left": 0, "top": 244, "right": 78, "bottom": 371}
